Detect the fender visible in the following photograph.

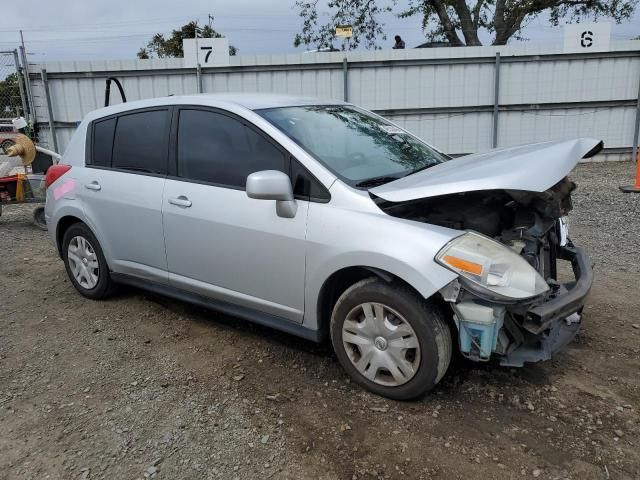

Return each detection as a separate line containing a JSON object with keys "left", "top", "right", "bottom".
{"left": 302, "top": 201, "right": 461, "bottom": 331}
{"left": 46, "top": 183, "right": 115, "bottom": 267}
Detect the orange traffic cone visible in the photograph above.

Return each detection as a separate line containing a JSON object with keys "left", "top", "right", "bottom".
{"left": 620, "top": 148, "right": 640, "bottom": 193}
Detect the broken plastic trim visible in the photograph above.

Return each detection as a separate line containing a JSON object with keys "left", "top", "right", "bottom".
{"left": 523, "top": 245, "right": 593, "bottom": 334}
{"left": 582, "top": 140, "right": 604, "bottom": 159}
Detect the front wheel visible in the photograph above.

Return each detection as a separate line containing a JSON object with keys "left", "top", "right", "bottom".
{"left": 330, "top": 278, "right": 452, "bottom": 400}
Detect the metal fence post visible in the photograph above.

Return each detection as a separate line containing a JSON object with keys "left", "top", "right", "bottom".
{"left": 13, "top": 49, "right": 28, "bottom": 118}
{"left": 196, "top": 64, "right": 203, "bottom": 93}
{"left": 41, "top": 69, "right": 59, "bottom": 153}
{"left": 19, "top": 45, "right": 34, "bottom": 123}
{"left": 619, "top": 68, "right": 640, "bottom": 192}
{"left": 343, "top": 57, "right": 349, "bottom": 102}
{"left": 492, "top": 52, "right": 501, "bottom": 149}
{"left": 632, "top": 68, "right": 640, "bottom": 164}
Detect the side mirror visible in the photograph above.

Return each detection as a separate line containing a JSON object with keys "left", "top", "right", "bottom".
{"left": 246, "top": 170, "right": 297, "bottom": 218}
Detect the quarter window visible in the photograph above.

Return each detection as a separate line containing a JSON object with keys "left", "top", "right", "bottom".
{"left": 91, "top": 118, "right": 116, "bottom": 167}
{"left": 291, "top": 159, "right": 330, "bottom": 201}
{"left": 177, "top": 109, "right": 287, "bottom": 188}
{"left": 111, "top": 109, "right": 169, "bottom": 174}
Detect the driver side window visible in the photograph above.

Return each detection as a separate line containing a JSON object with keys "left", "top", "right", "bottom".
{"left": 177, "top": 109, "right": 287, "bottom": 188}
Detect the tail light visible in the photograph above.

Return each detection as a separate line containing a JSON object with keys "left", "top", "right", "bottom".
{"left": 45, "top": 164, "right": 72, "bottom": 188}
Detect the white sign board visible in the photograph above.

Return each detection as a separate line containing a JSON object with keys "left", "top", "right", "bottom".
{"left": 183, "top": 38, "right": 230, "bottom": 67}
{"left": 563, "top": 23, "right": 611, "bottom": 54}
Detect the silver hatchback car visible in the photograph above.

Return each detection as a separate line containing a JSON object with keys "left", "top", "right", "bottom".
{"left": 45, "top": 94, "right": 596, "bottom": 399}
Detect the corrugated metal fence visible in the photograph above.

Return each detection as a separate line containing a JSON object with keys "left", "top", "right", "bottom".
{"left": 29, "top": 41, "right": 640, "bottom": 160}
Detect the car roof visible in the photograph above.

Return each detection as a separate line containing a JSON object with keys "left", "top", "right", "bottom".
{"left": 203, "top": 93, "right": 346, "bottom": 110}
{"left": 87, "top": 93, "right": 347, "bottom": 121}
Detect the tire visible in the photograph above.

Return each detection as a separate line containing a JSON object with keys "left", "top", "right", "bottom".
{"left": 62, "top": 222, "right": 114, "bottom": 300}
{"left": 330, "top": 277, "right": 452, "bottom": 400}
{"left": 32, "top": 206, "right": 47, "bottom": 231}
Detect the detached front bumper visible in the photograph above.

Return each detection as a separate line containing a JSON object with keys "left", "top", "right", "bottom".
{"left": 523, "top": 245, "right": 593, "bottom": 335}
{"left": 500, "top": 245, "right": 593, "bottom": 367}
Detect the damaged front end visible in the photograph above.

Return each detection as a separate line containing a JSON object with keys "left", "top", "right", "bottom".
{"left": 376, "top": 176, "right": 593, "bottom": 366}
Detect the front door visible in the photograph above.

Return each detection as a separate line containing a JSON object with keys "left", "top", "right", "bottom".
{"left": 162, "top": 108, "right": 308, "bottom": 322}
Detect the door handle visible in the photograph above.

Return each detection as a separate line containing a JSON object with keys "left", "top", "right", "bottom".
{"left": 85, "top": 181, "right": 101, "bottom": 191}
{"left": 168, "top": 196, "right": 192, "bottom": 208}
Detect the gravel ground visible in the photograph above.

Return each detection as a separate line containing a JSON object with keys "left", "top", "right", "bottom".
{"left": 0, "top": 161, "right": 639, "bottom": 480}
{"left": 570, "top": 162, "right": 640, "bottom": 273}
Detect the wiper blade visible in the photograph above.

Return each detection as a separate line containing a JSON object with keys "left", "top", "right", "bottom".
{"left": 355, "top": 175, "right": 400, "bottom": 188}
{"left": 403, "top": 164, "right": 433, "bottom": 177}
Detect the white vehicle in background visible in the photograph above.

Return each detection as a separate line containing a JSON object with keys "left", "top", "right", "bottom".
{"left": 44, "top": 94, "right": 596, "bottom": 399}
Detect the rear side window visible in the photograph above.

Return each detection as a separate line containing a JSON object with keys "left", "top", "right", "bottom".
{"left": 91, "top": 118, "right": 116, "bottom": 167}
{"left": 177, "top": 109, "right": 286, "bottom": 188}
{"left": 111, "top": 109, "right": 169, "bottom": 174}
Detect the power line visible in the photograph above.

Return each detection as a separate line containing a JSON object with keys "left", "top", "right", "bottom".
{"left": 0, "top": 13, "right": 212, "bottom": 33}
{"left": 0, "top": 12, "right": 315, "bottom": 33}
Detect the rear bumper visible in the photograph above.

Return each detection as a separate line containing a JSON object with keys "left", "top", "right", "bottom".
{"left": 523, "top": 245, "right": 593, "bottom": 335}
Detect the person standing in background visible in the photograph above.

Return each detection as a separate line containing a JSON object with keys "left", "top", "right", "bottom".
{"left": 393, "top": 35, "right": 405, "bottom": 49}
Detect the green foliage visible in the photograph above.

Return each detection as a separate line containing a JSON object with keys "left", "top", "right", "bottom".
{"left": 293, "top": 0, "right": 391, "bottom": 50}
{"left": 294, "top": 0, "right": 638, "bottom": 48}
{"left": 137, "top": 20, "right": 237, "bottom": 59}
{"left": 0, "top": 73, "right": 22, "bottom": 118}
{"left": 403, "top": 0, "right": 639, "bottom": 46}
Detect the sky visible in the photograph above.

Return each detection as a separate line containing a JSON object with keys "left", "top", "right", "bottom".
{"left": 0, "top": 0, "right": 638, "bottom": 61}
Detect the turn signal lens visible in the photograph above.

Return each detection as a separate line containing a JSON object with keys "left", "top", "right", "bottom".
{"left": 443, "top": 255, "right": 483, "bottom": 276}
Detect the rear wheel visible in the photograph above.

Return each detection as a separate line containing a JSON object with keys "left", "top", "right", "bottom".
{"left": 62, "top": 222, "right": 114, "bottom": 299}
{"left": 32, "top": 206, "right": 46, "bottom": 230}
{"left": 330, "top": 278, "right": 452, "bottom": 400}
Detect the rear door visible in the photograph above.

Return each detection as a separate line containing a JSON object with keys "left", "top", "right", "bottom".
{"left": 162, "top": 107, "right": 310, "bottom": 322}
{"left": 78, "top": 108, "right": 170, "bottom": 283}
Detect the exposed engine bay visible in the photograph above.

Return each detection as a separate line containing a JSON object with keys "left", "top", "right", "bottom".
{"left": 376, "top": 176, "right": 575, "bottom": 276}
{"left": 374, "top": 177, "right": 585, "bottom": 366}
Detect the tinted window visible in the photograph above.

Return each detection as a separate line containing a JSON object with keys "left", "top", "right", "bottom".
{"left": 177, "top": 109, "right": 286, "bottom": 188}
{"left": 92, "top": 118, "right": 116, "bottom": 167}
{"left": 291, "top": 159, "right": 330, "bottom": 201}
{"left": 111, "top": 110, "right": 169, "bottom": 174}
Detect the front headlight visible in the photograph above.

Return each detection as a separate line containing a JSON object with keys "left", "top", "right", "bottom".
{"left": 435, "top": 232, "right": 549, "bottom": 300}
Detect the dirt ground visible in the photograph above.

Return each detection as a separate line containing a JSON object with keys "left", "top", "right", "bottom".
{"left": 1, "top": 161, "right": 639, "bottom": 480}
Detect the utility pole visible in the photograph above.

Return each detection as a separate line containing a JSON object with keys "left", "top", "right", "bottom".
{"left": 19, "top": 30, "right": 34, "bottom": 123}
{"left": 19, "top": 30, "right": 26, "bottom": 59}
{"left": 194, "top": 21, "right": 202, "bottom": 93}
{"left": 194, "top": 20, "right": 199, "bottom": 54}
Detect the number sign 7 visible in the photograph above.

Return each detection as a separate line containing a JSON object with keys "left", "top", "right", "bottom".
{"left": 200, "top": 46, "right": 213, "bottom": 63}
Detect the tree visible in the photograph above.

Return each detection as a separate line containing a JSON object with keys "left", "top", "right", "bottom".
{"left": 137, "top": 19, "right": 237, "bottom": 59}
{"left": 294, "top": 0, "right": 638, "bottom": 49}
{"left": 404, "top": 0, "right": 638, "bottom": 46}
{"left": 0, "top": 73, "right": 22, "bottom": 118}
{"left": 294, "top": 0, "right": 391, "bottom": 50}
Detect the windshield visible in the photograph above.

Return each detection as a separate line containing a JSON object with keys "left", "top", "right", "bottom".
{"left": 257, "top": 105, "right": 450, "bottom": 187}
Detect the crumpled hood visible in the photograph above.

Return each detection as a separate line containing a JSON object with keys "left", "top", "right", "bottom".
{"left": 370, "top": 138, "right": 602, "bottom": 203}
